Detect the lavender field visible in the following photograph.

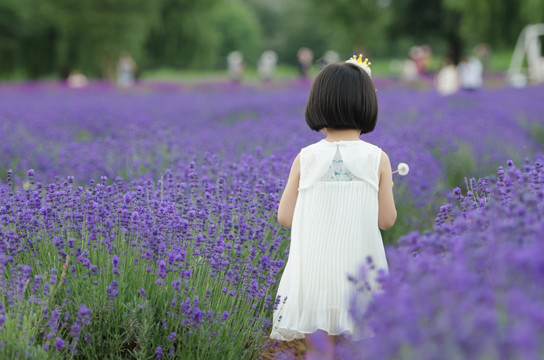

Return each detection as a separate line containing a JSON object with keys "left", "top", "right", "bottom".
{"left": 1, "top": 80, "right": 544, "bottom": 359}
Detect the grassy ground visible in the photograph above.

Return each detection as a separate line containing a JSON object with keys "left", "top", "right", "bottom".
{"left": 139, "top": 49, "right": 514, "bottom": 83}
{"left": 140, "top": 64, "right": 301, "bottom": 83}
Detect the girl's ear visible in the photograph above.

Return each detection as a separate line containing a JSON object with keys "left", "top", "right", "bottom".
{"left": 320, "top": 128, "right": 328, "bottom": 136}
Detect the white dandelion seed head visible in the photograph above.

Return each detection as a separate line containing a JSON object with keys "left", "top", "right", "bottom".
{"left": 397, "top": 163, "right": 409, "bottom": 176}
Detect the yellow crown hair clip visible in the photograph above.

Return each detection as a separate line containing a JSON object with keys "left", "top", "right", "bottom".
{"left": 345, "top": 54, "right": 372, "bottom": 77}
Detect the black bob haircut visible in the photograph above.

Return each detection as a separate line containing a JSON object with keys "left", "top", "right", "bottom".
{"left": 305, "top": 62, "right": 378, "bottom": 135}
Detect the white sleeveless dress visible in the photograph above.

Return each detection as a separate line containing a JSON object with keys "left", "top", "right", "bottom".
{"left": 270, "top": 139, "right": 389, "bottom": 341}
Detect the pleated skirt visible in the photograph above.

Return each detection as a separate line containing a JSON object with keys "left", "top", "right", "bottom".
{"left": 270, "top": 181, "right": 388, "bottom": 341}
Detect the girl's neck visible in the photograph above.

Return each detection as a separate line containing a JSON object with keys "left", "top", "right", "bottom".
{"left": 322, "top": 128, "right": 361, "bottom": 142}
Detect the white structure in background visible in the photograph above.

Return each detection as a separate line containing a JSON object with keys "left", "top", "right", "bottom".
{"left": 258, "top": 50, "right": 278, "bottom": 81}
{"left": 227, "top": 51, "right": 244, "bottom": 82}
{"left": 507, "top": 24, "right": 544, "bottom": 87}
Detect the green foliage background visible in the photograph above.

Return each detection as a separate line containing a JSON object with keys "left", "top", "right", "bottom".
{"left": 0, "top": 0, "right": 543, "bottom": 79}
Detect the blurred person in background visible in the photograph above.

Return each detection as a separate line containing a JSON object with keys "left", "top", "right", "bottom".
{"left": 67, "top": 71, "right": 88, "bottom": 89}
{"left": 117, "top": 52, "right": 137, "bottom": 88}
{"left": 458, "top": 56, "right": 483, "bottom": 90}
{"left": 410, "top": 45, "right": 433, "bottom": 75}
{"left": 400, "top": 58, "right": 418, "bottom": 82}
{"left": 435, "top": 58, "right": 460, "bottom": 95}
{"left": 323, "top": 50, "right": 340, "bottom": 66}
{"left": 297, "top": 47, "right": 314, "bottom": 78}
{"left": 258, "top": 50, "right": 278, "bottom": 82}
{"left": 474, "top": 43, "right": 492, "bottom": 71}
{"left": 227, "top": 51, "right": 244, "bottom": 83}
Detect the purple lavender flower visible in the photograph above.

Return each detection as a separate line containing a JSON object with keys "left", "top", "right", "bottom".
{"left": 106, "top": 280, "right": 119, "bottom": 298}
{"left": 54, "top": 337, "right": 64, "bottom": 350}
{"left": 77, "top": 304, "right": 92, "bottom": 326}
{"left": 70, "top": 323, "right": 82, "bottom": 339}
{"left": 138, "top": 288, "right": 146, "bottom": 299}
{"left": 0, "top": 302, "right": 5, "bottom": 328}
{"left": 157, "top": 259, "right": 167, "bottom": 279}
{"left": 112, "top": 255, "right": 120, "bottom": 274}
{"left": 342, "top": 158, "right": 544, "bottom": 359}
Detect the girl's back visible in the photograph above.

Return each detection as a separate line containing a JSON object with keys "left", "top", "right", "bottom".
{"left": 270, "top": 138, "right": 388, "bottom": 341}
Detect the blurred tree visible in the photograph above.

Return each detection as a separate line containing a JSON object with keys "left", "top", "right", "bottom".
{"left": 313, "top": 0, "right": 543, "bottom": 63}
{"left": 50, "top": 0, "right": 161, "bottom": 79}
{"left": 1, "top": 0, "right": 541, "bottom": 79}
{"left": 307, "top": 0, "right": 391, "bottom": 57}
{"left": 388, "top": 0, "right": 463, "bottom": 62}
{"left": 210, "top": 0, "right": 263, "bottom": 67}
{"left": 0, "top": 1, "right": 22, "bottom": 76}
{"left": 273, "top": 1, "right": 353, "bottom": 66}
{"left": 244, "top": 0, "right": 284, "bottom": 51}
{"left": 145, "top": 0, "right": 220, "bottom": 69}
{"left": 443, "top": 0, "right": 544, "bottom": 52}
{"left": 1, "top": 0, "right": 58, "bottom": 78}
{"left": 519, "top": 0, "right": 544, "bottom": 25}
{"left": 442, "top": 0, "right": 524, "bottom": 52}
{"left": 0, "top": 0, "right": 161, "bottom": 79}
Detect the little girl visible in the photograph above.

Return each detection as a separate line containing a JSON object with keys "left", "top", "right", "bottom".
{"left": 270, "top": 56, "right": 397, "bottom": 357}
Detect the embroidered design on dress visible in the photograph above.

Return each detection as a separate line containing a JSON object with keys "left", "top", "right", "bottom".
{"left": 321, "top": 147, "right": 360, "bottom": 182}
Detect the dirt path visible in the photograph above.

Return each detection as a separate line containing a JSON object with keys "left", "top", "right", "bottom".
{"left": 260, "top": 339, "right": 307, "bottom": 359}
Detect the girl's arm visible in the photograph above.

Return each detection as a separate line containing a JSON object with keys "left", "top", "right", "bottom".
{"left": 277, "top": 153, "right": 301, "bottom": 227}
{"left": 378, "top": 151, "right": 397, "bottom": 230}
